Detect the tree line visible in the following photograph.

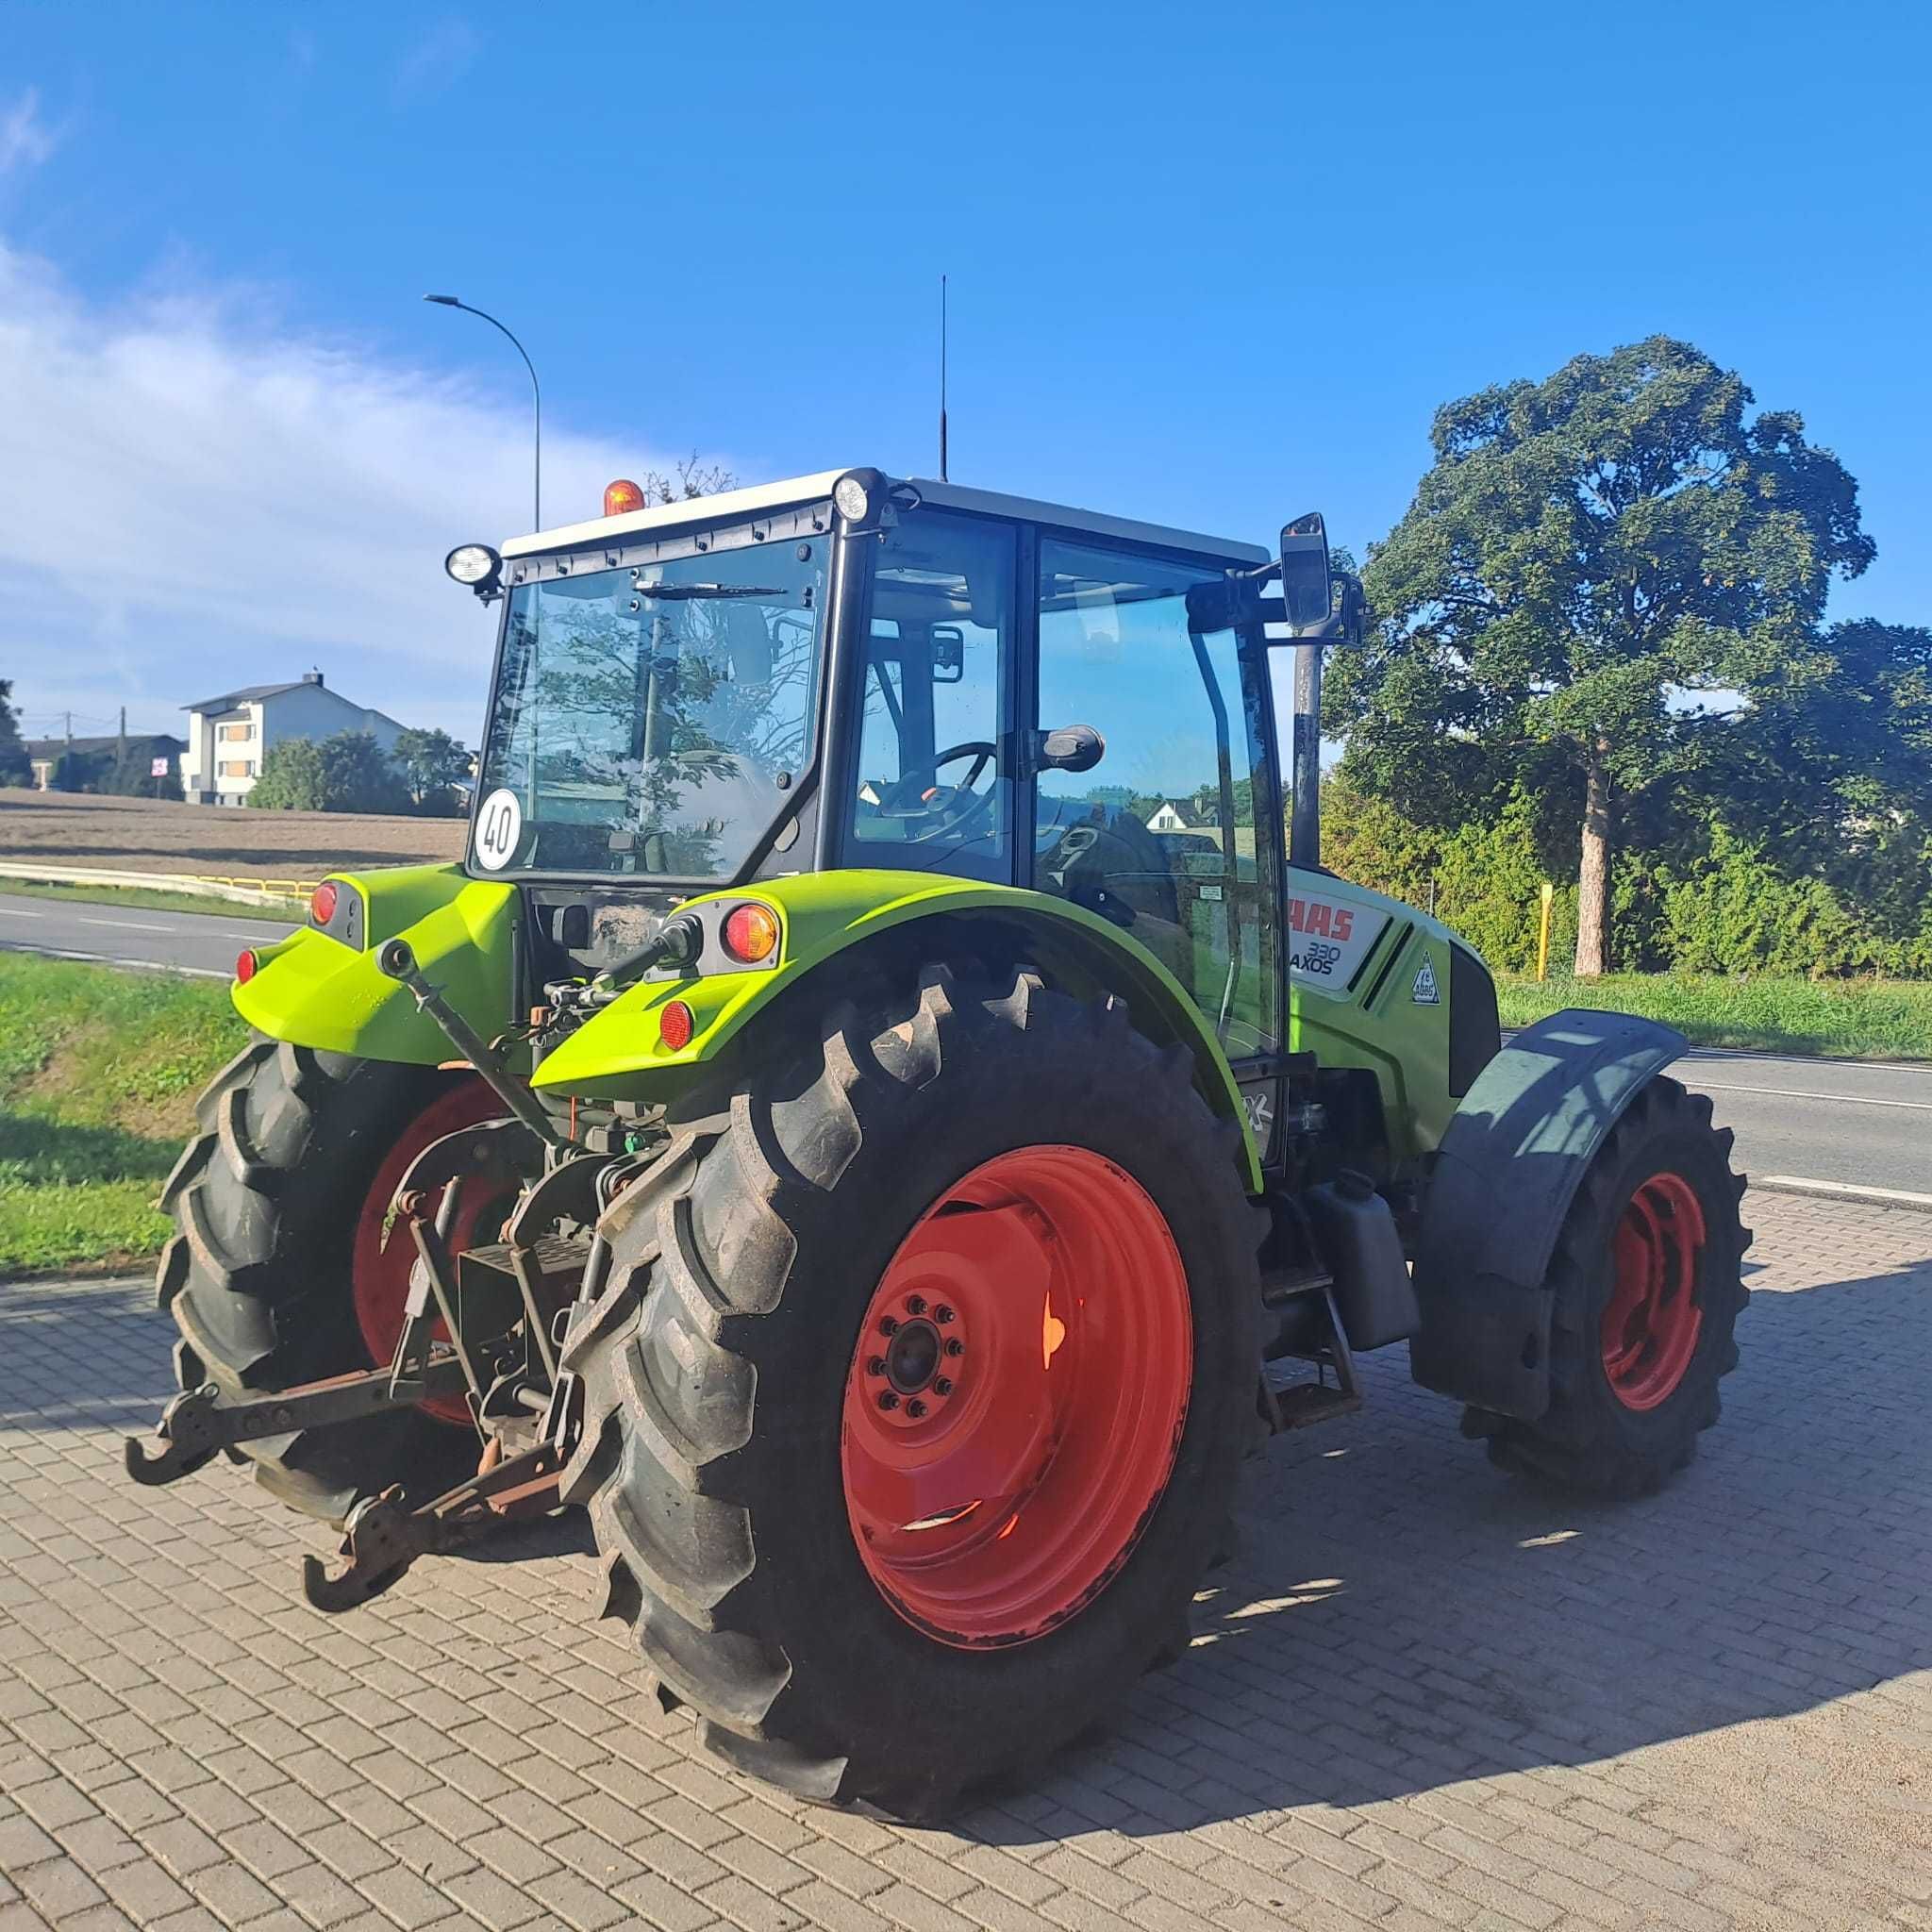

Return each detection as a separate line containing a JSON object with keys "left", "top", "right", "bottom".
{"left": 1326, "top": 336, "right": 1931, "bottom": 978}
{"left": 248, "top": 727, "right": 471, "bottom": 814}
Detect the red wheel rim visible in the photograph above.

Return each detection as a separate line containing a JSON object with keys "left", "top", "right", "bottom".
{"left": 841, "top": 1145, "right": 1192, "bottom": 1648}
{"left": 351, "top": 1077, "right": 508, "bottom": 1426}
{"left": 1600, "top": 1171, "right": 1706, "bottom": 1411}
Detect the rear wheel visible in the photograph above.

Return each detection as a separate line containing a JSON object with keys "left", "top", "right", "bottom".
{"left": 158, "top": 1040, "right": 496, "bottom": 1523}
{"left": 559, "top": 966, "right": 1261, "bottom": 1817}
{"left": 1480, "top": 1076, "right": 1749, "bottom": 1496}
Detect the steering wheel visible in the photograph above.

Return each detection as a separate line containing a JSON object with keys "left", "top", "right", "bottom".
{"left": 876, "top": 740, "right": 1000, "bottom": 844}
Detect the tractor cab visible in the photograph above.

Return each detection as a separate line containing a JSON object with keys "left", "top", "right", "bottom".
{"left": 455, "top": 468, "right": 1384, "bottom": 1108}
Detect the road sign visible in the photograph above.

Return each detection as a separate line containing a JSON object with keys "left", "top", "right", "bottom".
{"left": 151, "top": 756, "right": 170, "bottom": 776}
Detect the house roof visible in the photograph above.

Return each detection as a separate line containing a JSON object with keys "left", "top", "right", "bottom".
{"left": 25, "top": 733, "right": 184, "bottom": 759}
{"left": 182, "top": 680, "right": 314, "bottom": 711}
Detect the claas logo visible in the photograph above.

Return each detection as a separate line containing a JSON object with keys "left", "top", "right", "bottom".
{"left": 1286, "top": 897, "right": 1354, "bottom": 941}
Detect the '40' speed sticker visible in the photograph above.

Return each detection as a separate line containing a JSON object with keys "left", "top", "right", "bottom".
{"left": 1287, "top": 891, "right": 1389, "bottom": 997}
{"left": 473, "top": 788, "right": 525, "bottom": 872}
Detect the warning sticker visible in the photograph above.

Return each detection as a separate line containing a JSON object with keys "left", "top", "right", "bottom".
{"left": 1287, "top": 891, "right": 1389, "bottom": 998}
{"left": 1411, "top": 952, "right": 1441, "bottom": 1004}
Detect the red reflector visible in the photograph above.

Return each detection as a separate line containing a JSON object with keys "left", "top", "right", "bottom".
{"left": 604, "top": 477, "right": 645, "bottom": 517}
{"left": 310, "top": 881, "right": 338, "bottom": 925}
{"left": 235, "top": 950, "right": 260, "bottom": 983}
{"left": 659, "top": 999, "right": 695, "bottom": 1053}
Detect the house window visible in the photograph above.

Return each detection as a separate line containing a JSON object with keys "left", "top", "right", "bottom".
{"left": 217, "top": 759, "right": 256, "bottom": 778}
{"left": 217, "top": 722, "right": 251, "bottom": 742}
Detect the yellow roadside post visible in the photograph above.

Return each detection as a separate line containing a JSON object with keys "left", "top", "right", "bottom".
{"left": 1537, "top": 881, "right": 1555, "bottom": 982}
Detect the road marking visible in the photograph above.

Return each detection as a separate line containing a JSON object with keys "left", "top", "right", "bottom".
{"left": 1694, "top": 1079, "right": 1932, "bottom": 1113}
{"left": 0, "top": 939, "right": 228, "bottom": 979}
{"left": 1757, "top": 1175, "right": 1932, "bottom": 1213}
{"left": 77, "top": 917, "right": 173, "bottom": 932}
{"left": 0, "top": 906, "right": 45, "bottom": 917}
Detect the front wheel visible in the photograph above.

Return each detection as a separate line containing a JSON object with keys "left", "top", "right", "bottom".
{"left": 1479, "top": 1075, "right": 1749, "bottom": 1496}
{"left": 559, "top": 965, "right": 1262, "bottom": 1818}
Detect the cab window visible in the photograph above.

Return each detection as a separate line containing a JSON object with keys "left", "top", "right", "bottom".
{"left": 846, "top": 512, "right": 1015, "bottom": 878}
{"left": 1032, "top": 538, "right": 1276, "bottom": 1055}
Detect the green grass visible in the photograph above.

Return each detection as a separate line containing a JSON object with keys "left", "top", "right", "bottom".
{"left": 0, "top": 876, "right": 299, "bottom": 923}
{"left": 0, "top": 954, "right": 248, "bottom": 1276}
{"left": 1498, "top": 973, "right": 1932, "bottom": 1060}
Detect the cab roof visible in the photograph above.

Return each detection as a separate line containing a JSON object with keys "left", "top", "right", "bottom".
{"left": 497, "top": 469, "right": 1271, "bottom": 567}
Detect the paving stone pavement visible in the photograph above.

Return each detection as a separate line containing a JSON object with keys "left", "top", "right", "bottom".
{"left": 2, "top": 1192, "right": 1929, "bottom": 1932}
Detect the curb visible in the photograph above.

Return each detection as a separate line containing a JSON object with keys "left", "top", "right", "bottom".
{"left": 1753, "top": 1175, "right": 1932, "bottom": 1215}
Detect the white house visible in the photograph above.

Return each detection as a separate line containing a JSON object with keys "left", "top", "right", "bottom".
{"left": 180, "top": 671, "right": 408, "bottom": 807}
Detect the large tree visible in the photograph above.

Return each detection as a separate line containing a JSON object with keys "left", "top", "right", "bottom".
{"left": 0, "top": 679, "right": 30, "bottom": 786}
{"left": 391, "top": 726, "right": 471, "bottom": 813}
{"left": 1336, "top": 337, "right": 1874, "bottom": 973}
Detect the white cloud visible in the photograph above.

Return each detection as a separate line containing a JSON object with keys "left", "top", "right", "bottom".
{"left": 1, "top": 90, "right": 58, "bottom": 175}
{"left": 391, "top": 19, "right": 481, "bottom": 105}
{"left": 0, "top": 242, "right": 691, "bottom": 743}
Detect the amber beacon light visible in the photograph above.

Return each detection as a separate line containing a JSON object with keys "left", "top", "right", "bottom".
{"left": 604, "top": 478, "right": 646, "bottom": 517}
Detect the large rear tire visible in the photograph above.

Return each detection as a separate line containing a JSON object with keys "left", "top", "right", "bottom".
{"left": 1479, "top": 1075, "right": 1749, "bottom": 1496}
{"left": 157, "top": 1040, "right": 494, "bottom": 1524}
{"left": 559, "top": 965, "right": 1261, "bottom": 1818}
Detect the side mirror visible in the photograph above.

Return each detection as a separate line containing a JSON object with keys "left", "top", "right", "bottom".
{"left": 1035, "top": 724, "right": 1106, "bottom": 774}
{"left": 1278, "top": 512, "right": 1332, "bottom": 634}
{"left": 931, "top": 624, "right": 965, "bottom": 684}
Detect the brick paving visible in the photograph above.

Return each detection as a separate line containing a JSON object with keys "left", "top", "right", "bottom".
{"left": 2, "top": 1192, "right": 1928, "bottom": 1932}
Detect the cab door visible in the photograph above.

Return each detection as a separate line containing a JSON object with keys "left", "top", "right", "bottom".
{"left": 1025, "top": 534, "right": 1282, "bottom": 1065}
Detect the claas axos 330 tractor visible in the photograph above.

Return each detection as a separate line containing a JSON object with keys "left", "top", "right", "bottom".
{"left": 127, "top": 468, "right": 1748, "bottom": 1816}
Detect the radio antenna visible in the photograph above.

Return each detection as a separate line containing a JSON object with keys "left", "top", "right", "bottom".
{"left": 939, "top": 273, "right": 949, "bottom": 482}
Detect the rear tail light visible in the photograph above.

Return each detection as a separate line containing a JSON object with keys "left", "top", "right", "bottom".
{"left": 310, "top": 881, "right": 338, "bottom": 925}
{"left": 235, "top": 950, "right": 260, "bottom": 983}
{"left": 722, "top": 902, "right": 780, "bottom": 964}
{"left": 659, "top": 999, "right": 695, "bottom": 1052}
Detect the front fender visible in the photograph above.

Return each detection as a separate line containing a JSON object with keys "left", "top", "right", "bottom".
{"left": 232, "top": 865, "right": 518, "bottom": 1066}
{"left": 1408, "top": 1007, "right": 1688, "bottom": 1420}
{"left": 529, "top": 870, "right": 1261, "bottom": 1191}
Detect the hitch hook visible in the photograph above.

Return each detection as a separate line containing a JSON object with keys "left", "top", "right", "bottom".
{"left": 123, "top": 1384, "right": 223, "bottom": 1487}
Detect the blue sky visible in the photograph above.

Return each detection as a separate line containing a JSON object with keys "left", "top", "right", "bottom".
{"left": 4, "top": 0, "right": 1929, "bottom": 746}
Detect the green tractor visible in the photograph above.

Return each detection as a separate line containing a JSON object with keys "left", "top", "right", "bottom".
{"left": 127, "top": 468, "right": 1748, "bottom": 1817}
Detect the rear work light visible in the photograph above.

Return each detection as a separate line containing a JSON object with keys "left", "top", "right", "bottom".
{"left": 235, "top": 949, "right": 260, "bottom": 984}
{"left": 310, "top": 881, "right": 338, "bottom": 925}
{"left": 659, "top": 999, "right": 695, "bottom": 1053}
{"left": 722, "top": 902, "right": 780, "bottom": 964}
{"left": 604, "top": 478, "right": 645, "bottom": 517}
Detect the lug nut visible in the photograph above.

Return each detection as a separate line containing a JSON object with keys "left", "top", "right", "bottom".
{"left": 879, "top": 1316, "right": 899, "bottom": 1336}
{"left": 944, "top": 1338, "right": 964, "bottom": 1357}
{"left": 877, "top": 1391, "right": 899, "bottom": 1411}
{"left": 906, "top": 1399, "right": 927, "bottom": 1419}
{"left": 934, "top": 1305, "right": 955, "bottom": 1324}
{"left": 906, "top": 1295, "right": 927, "bottom": 1316}
{"left": 867, "top": 1357, "right": 888, "bottom": 1377}
{"left": 933, "top": 1377, "right": 953, "bottom": 1397}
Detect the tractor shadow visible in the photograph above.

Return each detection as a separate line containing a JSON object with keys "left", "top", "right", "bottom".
{"left": 972, "top": 1250, "right": 1932, "bottom": 1837}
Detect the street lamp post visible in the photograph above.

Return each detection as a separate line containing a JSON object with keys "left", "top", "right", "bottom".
{"left": 424, "top": 295, "right": 541, "bottom": 530}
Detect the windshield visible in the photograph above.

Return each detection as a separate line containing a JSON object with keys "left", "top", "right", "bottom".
{"left": 474, "top": 536, "right": 825, "bottom": 878}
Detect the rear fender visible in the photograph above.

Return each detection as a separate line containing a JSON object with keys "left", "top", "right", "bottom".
{"left": 1408, "top": 1008, "right": 1688, "bottom": 1420}
{"left": 232, "top": 864, "right": 518, "bottom": 1066}
{"left": 529, "top": 870, "right": 1261, "bottom": 1191}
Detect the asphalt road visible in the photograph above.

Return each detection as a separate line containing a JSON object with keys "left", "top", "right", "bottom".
{"left": 2, "top": 888, "right": 1926, "bottom": 1195}
{"left": 0, "top": 888, "right": 295, "bottom": 979}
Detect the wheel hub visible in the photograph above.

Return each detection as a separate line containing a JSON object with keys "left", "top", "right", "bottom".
{"left": 841, "top": 1145, "right": 1192, "bottom": 1648}
{"left": 1600, "top": 1169, "right": 1707, "bottom": 1411}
